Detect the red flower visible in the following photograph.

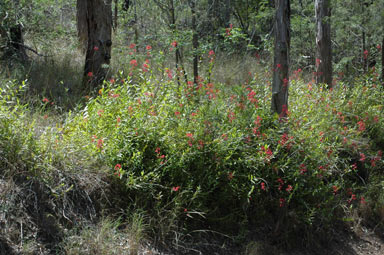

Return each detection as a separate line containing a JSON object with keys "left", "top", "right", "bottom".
{"left": 129, "top": 43, "right": 136, "bottom": 49}
{"left": 172, "top": 186, "right": 180, "bottom": 192}
{"left": 186, "top": 133, "right": 193, "bottom": 138}
{"left": 316, "top": 58, "right": 321, "bottom": 66}
{"left": 299, "top": 164, "right": 307, "bottom": 174}
{"left": 43, "top": 98, "right": 49, "bottom": 103}
{"left": 155, "top": 147, "right": 160, "bottom": 154}
{"left": 332, "top": 185, "right": 338, "bottom": 195}
{"left": 93, "top": 46, "right": 99, "bottom": 51}
{"left": 87, "top": 72, "right": 93, "bottom": 77}
{"left": 357, "top": 121, "right": 366, "bottom": 132}
{"left": 286, "top": 185, "right": 293, "bottom": 192}
{"left": 146, "top": 45, "right": 152, "bottom": 51}
{"left": 377, "top": 44, "right": 382, "bottom": 51}
{"left": 171, "top": 41, "right": 178, "bottom": 47}
{"left": 96, "top": 139, "right": 103, "bottom": 149}
{"left": 130, "top": 59, "right": 138, "bottom": 67}
{"left": 208, "top": 50, "right": 215, "bottom": 56}
{"left": 198, "top": 140, "right": 204, "bottom": 149}
{"left": 363, "top": 50, "right": 369, "bottom": 59}
{"left": 277, "top": 178, "right": 284, "bottom": 190}
{"left": 359, "top": 153, "right": 366, "bottom": 162}
{"left": 276, "top": 63, "right": 281, "bottom": 69}
{"left": 261, "top": 182, "right": 266, "bottom": 190}
{"left": 283, "top": 78, "right": 289, "bottom": 87}
{"left": 117, "top": 117, "right": 121, "bottom": 123}
{"left": 174, "top": 111, "right": 180, "bottom": 116}
{"left": 114, "top": 164, "right": 121, "bottom": 171}
{"left": 279, "top": 198, "right": 285, "bottom": 207}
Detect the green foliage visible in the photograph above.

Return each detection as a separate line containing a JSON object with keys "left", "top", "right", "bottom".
{"left": 62, "top": 59, "right": 384, "bottom": 240}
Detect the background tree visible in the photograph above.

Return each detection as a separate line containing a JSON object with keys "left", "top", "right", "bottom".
{"left": 189, "top": 0, "right": 199, "bottom": 85}
{"left": 271, "top": 0, "right": 290, "bottom": 117}
{"left": 77, "top": 0, "right": 113, "bottom": 88}
{"left": 0, "top": 0, "right": 28, "bottom": 63}
{"left": 315, "top": 0, "right": 332, "bottom": 87}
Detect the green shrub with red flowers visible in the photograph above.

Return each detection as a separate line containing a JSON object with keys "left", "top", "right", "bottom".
{"left": 62, "top": 66, "right": 384, "bottom": 242}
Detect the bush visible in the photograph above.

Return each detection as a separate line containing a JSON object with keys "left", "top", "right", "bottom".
{"left": 62, "top": 65, "right": 384, "bottom": 243}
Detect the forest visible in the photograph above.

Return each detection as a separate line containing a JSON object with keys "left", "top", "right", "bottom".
{"left": 1, "top": 0, "right": 384, "bottom": 254}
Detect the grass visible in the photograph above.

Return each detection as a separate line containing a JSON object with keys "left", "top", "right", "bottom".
{"left": 1, "top": 37, "right": 384, "bottom": 254}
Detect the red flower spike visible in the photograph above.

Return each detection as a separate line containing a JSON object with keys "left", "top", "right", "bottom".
{"left": 172, "top": 186, "right": 180, "bottom": 192}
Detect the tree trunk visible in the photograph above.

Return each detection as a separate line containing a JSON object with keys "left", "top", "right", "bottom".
{"left": 222, "top": 0, "right": 231, "bottom": 28}
{"left": 362, "top": 31, "right": 367, "bottom": 73}
{"left": 271, "top": 0, "right": 290, "bottom": 118}
{"left": 77, "top": 0, "right": 112, "bottom": 89}
{"left": 382, "top": 37, "right": 384, "bottom": 82}
{"left": 4, "top": 24, "right": 28, "bottom": 62}
{"left": 1, "top": 0, "right": 27, "bottom": 63}
{"left": 315, "top": 0, "right": 332, "bottom": 88}
{"left": 190, "top": 0, "right": 199, "bottom": 86}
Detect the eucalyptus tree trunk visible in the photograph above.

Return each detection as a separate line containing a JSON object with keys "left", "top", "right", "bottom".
{"left": 382, "top": 37, "right": 384, "bottom": 82}
{"left": 167, "top": 0, "right": 188, "bottom": 86}
{"left": 223, "top": 0, "right": 231, "bottom": 28}
{"left": 271, "top": 0, "right": 290, "bottom": 118}
{"left": 315, "top": 0, "right": 332, "bottom": 87}
{"left": 2, "top": 0, "right": 27, "bottom": 62}
{"left": 190, "top": 0, "right": 199, "bottom": 85}
{"left": 5, "top": 24, "right": 28, "bottom": 62}
{"left": 77, "top": 0, "right": 112, "bottom": 89}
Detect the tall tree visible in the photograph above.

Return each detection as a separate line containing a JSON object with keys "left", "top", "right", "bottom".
{"left": 271, "top": 0, "right": 290, "bottom": 118}
{"left": 315, "top": 0, "right": 332, "bottom": 87}
{"left": 190, "top": 0, "right": 199, "bottom": 85}
{"left": 77, "top": 0, "right": 113, "bottom": 88}
{"left": 0, "top": 0, "right": 27, "bottom": 63}
{"left": 382, "top": 37, "right": 384, "bottom": 82}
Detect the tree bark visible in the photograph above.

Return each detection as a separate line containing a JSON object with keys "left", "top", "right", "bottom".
{"left": 315, "top": 0, "right": 332, "bottom": 88}
{"left": 382, "top": 37, "right": 384, "bottom": 82}
{"left": 190, "top": 0, "right": 199, "bottom": 86}
{"left": 271, "top": 0, "right": 290, "bottom": 118}
{"left": 78, "top": 0, "right": 112, "bottom": 89}
{"left": 1, "top": 0, "right": 27, "bottom": 63}
{"left": 4, "top": 24, "right": 28, "bottom": 62}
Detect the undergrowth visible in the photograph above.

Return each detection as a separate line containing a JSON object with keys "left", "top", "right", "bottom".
{"left": 1, "top": 49, "right": 384, "bottom": 253}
